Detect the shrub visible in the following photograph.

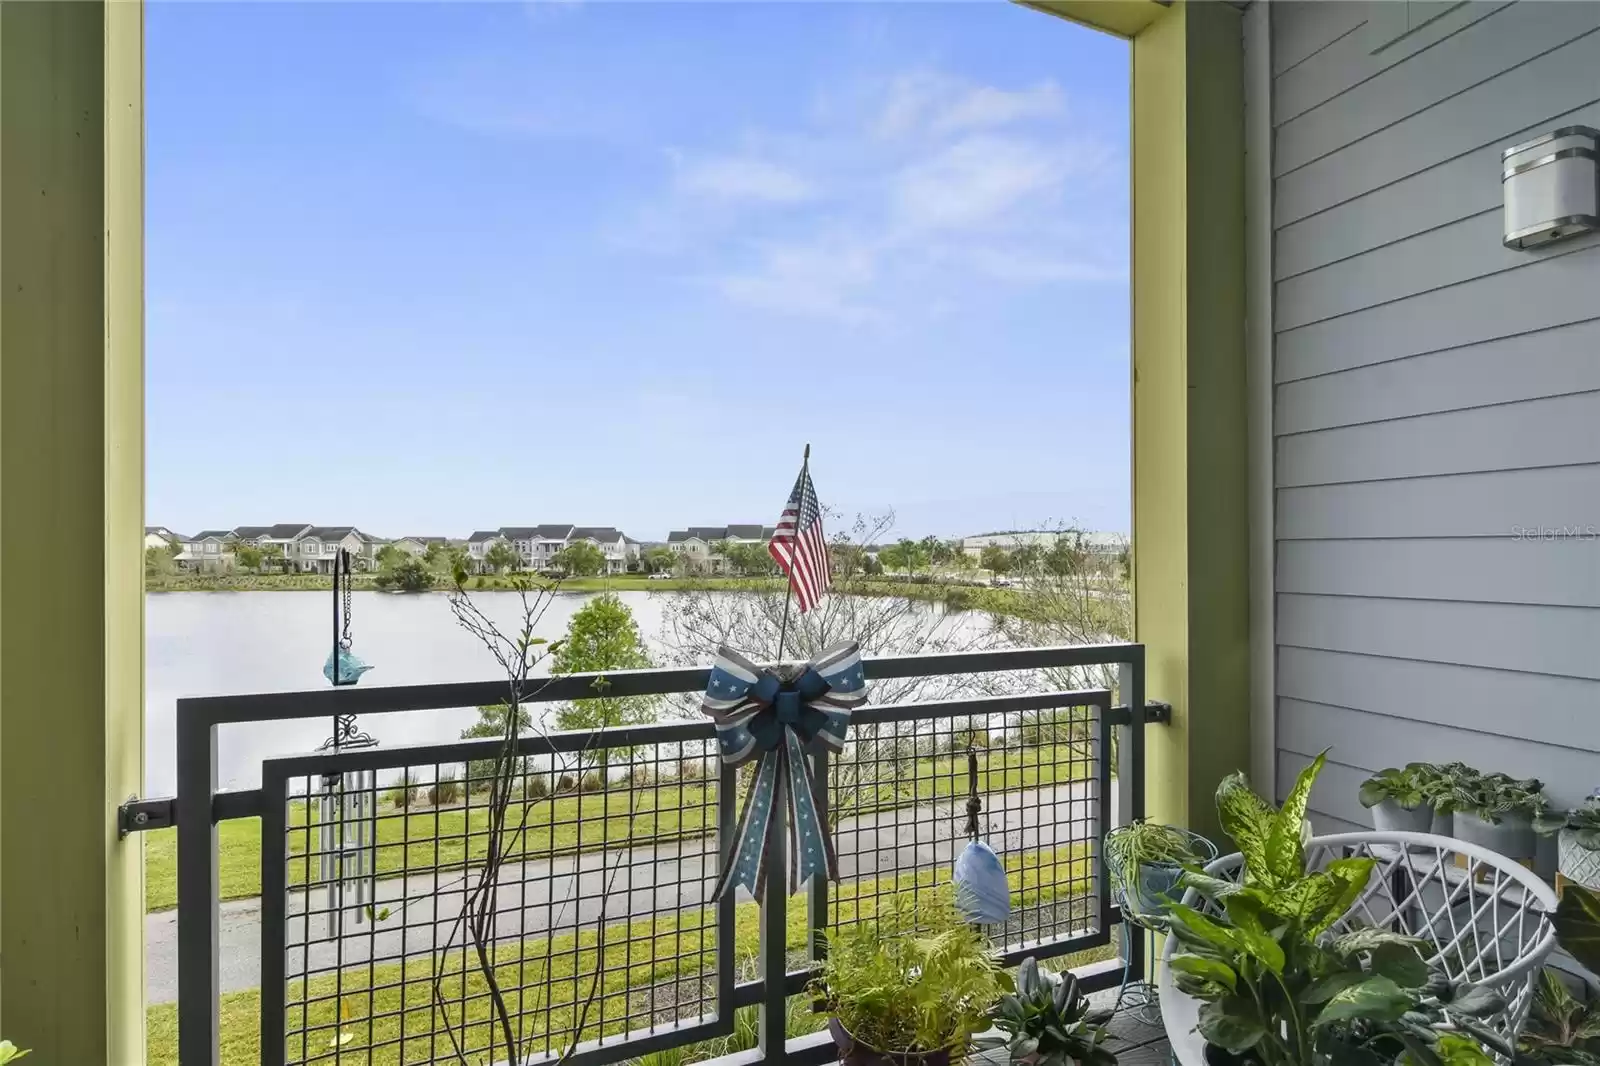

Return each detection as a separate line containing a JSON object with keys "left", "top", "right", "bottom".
{"left": 387, "top": 771, "right": 419, "bottom": 810}
{"left": 629, "top": 765, "right": 654, "bottom": 786}
{"left": 943, "top": 586, "right": 976, "bottom": 611}
{"left": 522, "top": 773, "right": 550, "bottom": 800}
{"left": 677, "top": 759, "right": 707, "bottom": 781}
{"left": 428, "top": 769, "right": 460, "bottom": 806}
{"left": 556, "top": 774, "right": 576, "bottom": 793}
{"left": 579, "top": 770, "right": 606, "bottom": 793}
{"left": 466, "top": 758, "right": 500, "bottom": 793}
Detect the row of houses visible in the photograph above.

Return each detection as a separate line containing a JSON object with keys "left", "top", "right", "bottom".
{"left": 464, "top": 526, "right": 638, "bottom": 575}
{"left": 146, "top": 523, "right": 652, "bottom": 576}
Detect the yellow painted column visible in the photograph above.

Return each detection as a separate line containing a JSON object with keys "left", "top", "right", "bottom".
{"left": 1129, "top": 0, "right": 1250, "bottom": 841}
{"left": 0, "top": 0, "right": 146, "bottom": 1059}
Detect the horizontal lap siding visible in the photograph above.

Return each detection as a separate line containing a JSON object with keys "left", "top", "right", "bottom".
{"left": 1269, "top": 1, "right": 1600, "bottom": 817}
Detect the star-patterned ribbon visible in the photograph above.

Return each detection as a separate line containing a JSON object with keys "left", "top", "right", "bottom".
{"left": 700, "top": 642, "right": 867, "bottom": 899}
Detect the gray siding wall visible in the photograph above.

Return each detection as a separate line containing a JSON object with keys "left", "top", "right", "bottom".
{"left": 1269, "top": 0, "right": 1600, "bottom": 829}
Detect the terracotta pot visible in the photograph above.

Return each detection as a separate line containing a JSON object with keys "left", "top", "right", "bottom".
{"left": 1370, "top": 798, "right": 1433, "bottom": 834}
{"left": 827, "top": 1018, "right": 952, "bottom": 1066}
{"left": 1453, "top": 810, "right": 1536, "bottom": 861}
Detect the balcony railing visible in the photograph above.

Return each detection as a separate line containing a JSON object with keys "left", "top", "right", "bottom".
{"left": 172, "top": 643, "right": 1160, "bottom": 1065}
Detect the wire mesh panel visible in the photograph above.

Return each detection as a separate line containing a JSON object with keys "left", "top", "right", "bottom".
{"left": 259, "top": 727, "right": 733, "bottom": 1066}
{"left": 820, "top": 691, "right": 1112, "bottom": 966}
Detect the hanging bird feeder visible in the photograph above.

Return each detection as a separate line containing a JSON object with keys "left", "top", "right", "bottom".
{"left": 952, "top": 743, "right": 1011, "bottom": 926}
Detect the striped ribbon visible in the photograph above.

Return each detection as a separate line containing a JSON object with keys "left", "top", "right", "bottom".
{"left": 700, "top": 642, "right": 867, "bottom": 899}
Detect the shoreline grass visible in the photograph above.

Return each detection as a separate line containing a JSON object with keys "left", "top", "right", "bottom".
{"left": 143, "top": 745, "right": 1093, "bottom": 912}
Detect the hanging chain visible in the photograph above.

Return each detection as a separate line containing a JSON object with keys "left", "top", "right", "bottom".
{"left": 340, "top": 549, "right": 354, "bottom": 650}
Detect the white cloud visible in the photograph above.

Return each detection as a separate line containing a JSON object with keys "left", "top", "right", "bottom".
{"left": 713, "top": 237, "right": 884, "bottom": 325}
{"left": 930, "top": 82, "right": 1065, "bottom": 135}
{"left": 874, "top": 73, "right": 1066, "bottom": 140}
{"left": 625, "top": 67, "right": 1124, "bottom": 324}
{"left": 676, "top": 157, "right": 814, "bottom": 204}
{"left": 891, "top": 136, "right": 1065, "bottom": 233}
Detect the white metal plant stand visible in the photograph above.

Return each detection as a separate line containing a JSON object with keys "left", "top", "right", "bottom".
{"left": 1158, "top": 831, "right": 1558, "bottom": 1066}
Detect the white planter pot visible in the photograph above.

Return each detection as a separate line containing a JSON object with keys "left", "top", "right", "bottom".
{"left": 1370, "top": 798, "right": 1433, "bottom": 834}
{"left": 1453, "top": 810, "right": 1536, "bottom": 861}
{"left": 1430, "top": 808, "right": 1454, "bottom": 837}
{"left": 1558, "top": 829, "right": 1600, "bottom": 888}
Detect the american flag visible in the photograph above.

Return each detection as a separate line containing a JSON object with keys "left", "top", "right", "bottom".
{"left": 768, "top": 462, "right": 831, "bottom": 613}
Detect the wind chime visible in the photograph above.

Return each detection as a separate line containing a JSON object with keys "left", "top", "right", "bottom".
{"left": 953, "top": 741, "right": 1012, "bottom": 926}
{"left": 316, "top": 548, "right": 377, "bottom": 936}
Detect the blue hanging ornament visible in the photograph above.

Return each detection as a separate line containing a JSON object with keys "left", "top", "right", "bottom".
{"left": 325, "top": 547, "right": 372, "bottom": 687}
{"left": 954, "top": 839, "right": 1011, "bottom": 924}
{"left": 324, "top": 644, "right": 372, "bottom": 686}
{"left": 951, "top": 746, "right": 1011, "bottom": 924}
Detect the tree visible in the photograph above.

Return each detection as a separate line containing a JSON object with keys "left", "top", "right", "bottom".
{"left": 642, "top": 546, "right": 677, "bottom": 574}
{"left": 374, "top": 543, "right": 407, "bottom": 570}
{"left": 550, "top": 594, "right": 659, "bottom": 771}
{"left": 552, "top": 540, "right": 605, "bottom": 577}
{"left": 980, "top": 545, "right": 1012, "bottom": 577}
{"left": 258, "top": 542, "right": 286, "bottom": 573}
{"left": 374, "top": 558, "right": 434, "bottom": 592}
{"left": 484, "top": 541, "right": 519, "bottom": 574}
{"left": 235, "top": 544, "right": 264, "bottom": 572}
{"left": 425, "top": 541, "right": 470, "bottom": 577}
{"left": 460, "top": 702, "right": 535, "bottom": 790}
{"left": 989, "top": 526, "right": 1131, "bottom": 695}
{"left": 144, "top": 545, "right": 178, "bottom": 577}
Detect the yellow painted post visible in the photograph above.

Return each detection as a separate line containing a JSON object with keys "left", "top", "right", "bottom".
{"left": 0, "top": 0, "right": 146, "bottom": 1058}
{"left": 1129, "top": 0, "right": 1250, "bottom": 840}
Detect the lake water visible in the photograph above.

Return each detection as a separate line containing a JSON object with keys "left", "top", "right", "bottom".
{"left": 145, "top": 590, "right": 976, "bottom": 793}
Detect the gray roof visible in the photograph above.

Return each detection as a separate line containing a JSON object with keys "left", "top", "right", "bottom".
{"left": 467, "top": 530, "right": 503, "bottom": 543}
{"left": 192, "top": 529, "right": 233, "bottom": 541}
{"left": 535, "top": 524, "right": 574, "bottom": 539}
{"left": 232, "top": 525, "right": 272, "bottom": 538}
{"left": 571, "top": 526, "right": 622, "bottom": 542}
{"left": 146, "top": 526, "right": 185, "bottom": 540}
{"left": 499, "top": 527, "right": 539, "bottom": 539}
{"left": 400, "top": 536, "right": 448, "bottom": 545}
{"left": 303, "top": 526, "right": 360, "bottom": 540}
{"left": 725, "top": 524, "right": 764, "bottom": 540}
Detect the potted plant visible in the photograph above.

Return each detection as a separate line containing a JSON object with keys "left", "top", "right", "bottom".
{"left": 1451, "top": 771, "right": 1545, "bottom": 864}
{"left": 809, "top": 892, "right": 1008, "bottom": 1066}
{"left": 1413, "top": 762, "right": 1470, "bottom": 837}
{"left": 1167, "top": 754, "right": 1508, "bottom": 1066}
{"left": 1535, "top": 795, "right": 1600, "bottom": 891}
{"left": 1359, "top": 764, "right": 1433, "bottom": 833}
{"left": 986, "top": 958, "right": 1116, "bottom": 1066}
{"left": 1103, "top": 819, "right": 1215, "bottom": 920}
{"left": 1516, "top": 968, "right": 1600, "bottom": 1065}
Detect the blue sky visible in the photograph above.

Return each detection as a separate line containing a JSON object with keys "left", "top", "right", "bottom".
{"left": 147, "top": 2, "right": 1129, "bottom": 542}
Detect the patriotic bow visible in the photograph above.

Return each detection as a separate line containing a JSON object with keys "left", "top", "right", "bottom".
{"left": 701, "top": 642, "right": 867, "bottom": 899}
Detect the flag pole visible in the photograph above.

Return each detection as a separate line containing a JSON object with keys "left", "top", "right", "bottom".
{"left": 774, "top": 443, "right": 809, "bottom": 662}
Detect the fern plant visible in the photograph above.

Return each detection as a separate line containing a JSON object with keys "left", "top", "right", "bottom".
{"left": 810, "top": 891, "right": 1009, "bottom": 1055}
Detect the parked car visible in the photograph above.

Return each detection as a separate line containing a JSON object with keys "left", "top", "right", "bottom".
{"left": 647, "top": 571, "right": 673, "bottom": 580}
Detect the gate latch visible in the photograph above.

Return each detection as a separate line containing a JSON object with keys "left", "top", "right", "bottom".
{"left": 118, "top": 796, "right": 176, "bottom": 838}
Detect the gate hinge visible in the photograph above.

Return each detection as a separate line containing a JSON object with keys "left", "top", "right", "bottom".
{"left": 1144, "top": 701, "right": 1173, "bottom": 724}
{"left": 118, "top": 795, "right": 176, "bottom": 838}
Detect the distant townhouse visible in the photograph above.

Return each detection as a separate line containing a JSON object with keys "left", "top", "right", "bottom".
{"left": 569, "top": 526, "right": 630, "bottom": 574}
{"left": 177, "top": 529, "right": 234, "bottom": 572}
{"left": 392, "top": 536, "right": 447, "bottom": 557}
{"left": 466, "top": 530, "right": 507, "bottom": 571}
{"left": 666, "top": 525, "right": 775, "bottom": 574}
{"left": 294, "top": 526, "right": 376, "bottom": 573}
{"left": 144, "top": 526, "right": 184, "bottom": 551}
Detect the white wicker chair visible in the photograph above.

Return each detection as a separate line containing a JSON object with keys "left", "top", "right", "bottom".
{"left": 1158, "top": 831, "right": 1558, "bottom": 1066}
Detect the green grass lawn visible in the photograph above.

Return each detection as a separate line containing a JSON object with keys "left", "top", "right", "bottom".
{"left": 146, "top": 845, "right": 1109, "bottom": 1066}
{"left": 143, "top": 746, "right": 1093, "bottom": 912}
